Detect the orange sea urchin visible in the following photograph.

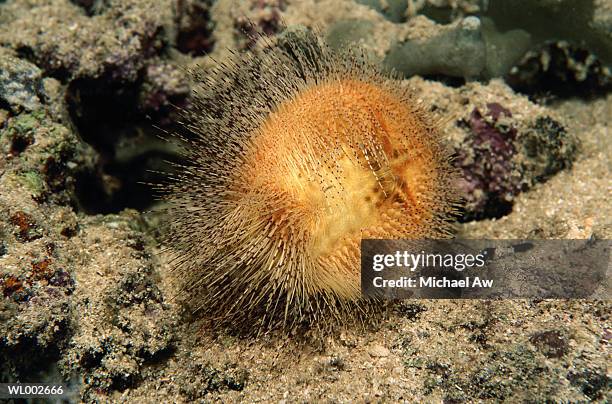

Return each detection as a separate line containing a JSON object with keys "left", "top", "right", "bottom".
{"left": 161, "top": 28, "right": 458, "bottom": 331}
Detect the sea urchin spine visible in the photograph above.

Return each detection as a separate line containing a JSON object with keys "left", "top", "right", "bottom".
{"left": 161, "top": 29, "right": 458, "bottom": 331}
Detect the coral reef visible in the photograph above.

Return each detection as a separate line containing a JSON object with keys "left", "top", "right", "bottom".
{"left": 0, "top": 49, "right": 44, "bottom": 112}
{"left": 323, "top": 0, "right": 612, "bottom": 89}
{"left": 59, "top": 214, "right": 177, "bottom": 400}
{"left": 0, "top": 0, "right": 609, "bottom": 401}
{"left": 383, "top": 16, "right": 532, "bottom": 80}
{"left": 0, "top": 0, "right": 170, "bottom": 81}
{"left": 407, "top": 77, "right": 578, "bottom": 219}
{"left": 0, "top": 122, "right": 84, "bottom": 380}
{"left": 0, "top": 0, "right": 194, "bottom": 214}
{"left": 0, "top": 110, "right": 97, "bottom": 205}
{"left": 0, "top": 175, "right": 177, "bottom": 399}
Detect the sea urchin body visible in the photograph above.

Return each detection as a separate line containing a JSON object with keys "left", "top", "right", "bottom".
{"left": 162, "top": 29, "right": 458, "bottom": 331}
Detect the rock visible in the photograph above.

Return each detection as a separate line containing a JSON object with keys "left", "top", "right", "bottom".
{"left": 0, "top": 50, "right": 43, "bottom": 112}
{"left": 0, "top": 0, "right": 172, "bottom": 81}
{"left": 383, "top": 16, "right": 533, "bottom": 80}
{"left": 369, "top": 344, "right": 390, "bottom": 357}
{"left": 408, "top": 77, "right": 578, "bottom": 220}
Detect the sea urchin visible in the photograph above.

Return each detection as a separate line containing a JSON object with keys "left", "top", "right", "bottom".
{"left": 160, "top": 28, "right": 458, "bottom": 331}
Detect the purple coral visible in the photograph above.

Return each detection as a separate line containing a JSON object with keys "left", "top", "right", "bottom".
{"left": 457, "top": 102, "right": 520, "bottom": 220}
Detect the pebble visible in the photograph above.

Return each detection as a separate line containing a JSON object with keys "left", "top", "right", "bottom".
{"left": 369, "top": 344, "right": 390, "bottom": 357}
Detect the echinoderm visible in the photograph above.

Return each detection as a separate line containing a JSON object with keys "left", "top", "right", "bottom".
{"left": 161, "top": 28, "right": 459, "bottom": 332}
